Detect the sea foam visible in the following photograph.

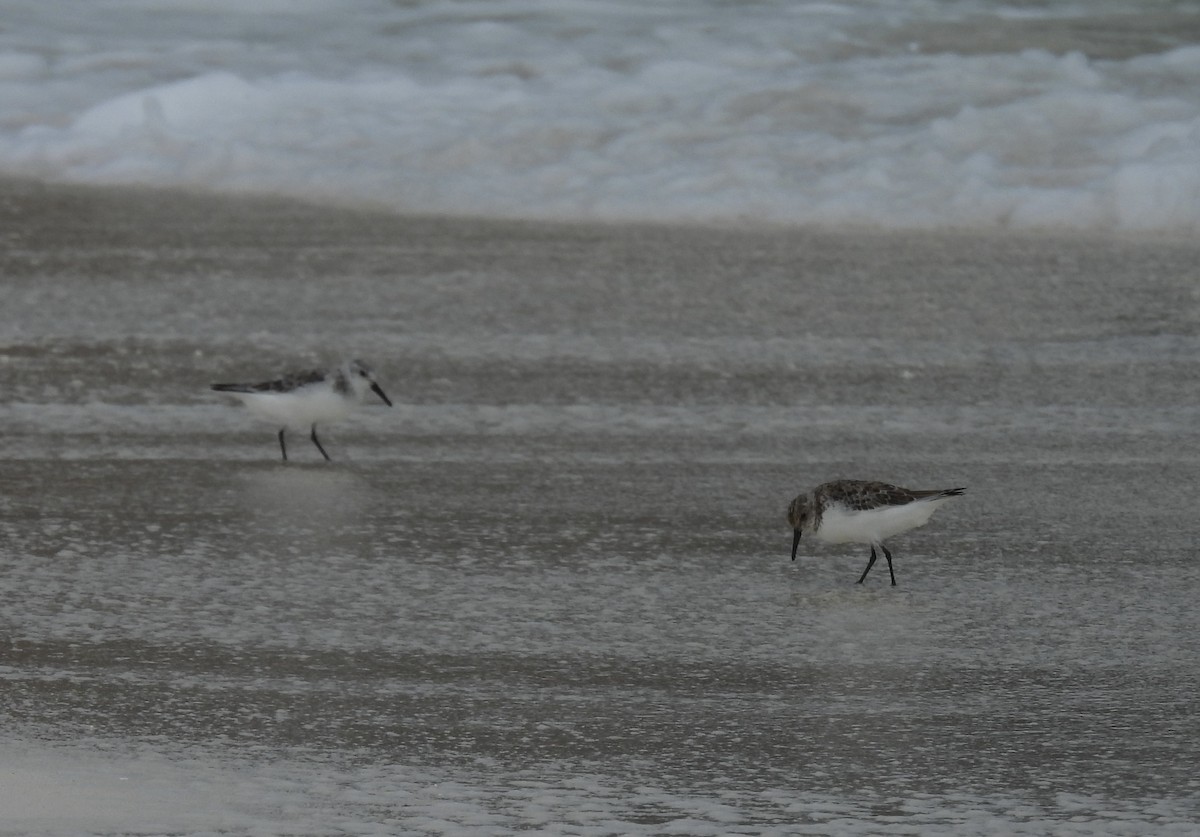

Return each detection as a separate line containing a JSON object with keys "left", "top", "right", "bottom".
{"left": 2, "top": 0, "right": 1199, "bottom": 230}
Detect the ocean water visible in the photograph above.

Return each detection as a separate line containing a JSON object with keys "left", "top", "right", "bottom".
{"left": 3, "top": 0, "right": 1200, "bottom": 229}
{"left": 1, "top": 185, "right": 1199, "bottom": 834}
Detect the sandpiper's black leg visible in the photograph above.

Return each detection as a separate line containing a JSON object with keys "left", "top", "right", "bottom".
{"left": 278, "top": 428, "right": 288, "bottom": 461}
{"left": 882, "top": 544, "right": 897, "bottom": 586}
{"left": 857, "top": 546, "right": 878, "bottom": 584}
{"left": 310, "top": 424, "right": 332, "bottom": 461}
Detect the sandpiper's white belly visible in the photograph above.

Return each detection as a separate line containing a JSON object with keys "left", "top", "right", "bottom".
{"left": 815, "top": 499, "right": 945, "bottom": 545}
{"left": 237, "top": 387, "right": 354, "bottom": 430}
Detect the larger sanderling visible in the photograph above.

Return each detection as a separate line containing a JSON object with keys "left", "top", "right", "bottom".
{"left": 211, "top": 359, "right": 392, "bottom": 461}
{"left": 787, "top": 480, "right": 965, "bottom": 585}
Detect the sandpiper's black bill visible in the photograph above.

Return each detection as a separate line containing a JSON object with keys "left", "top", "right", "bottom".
{"left": 371, "top": 382, "right": 393, "bottom": 406}
{"left": 791, "top": 528, "right": 801, "bottom": 561}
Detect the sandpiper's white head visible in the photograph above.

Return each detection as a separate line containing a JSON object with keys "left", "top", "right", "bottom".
{"left": 338, "top": 359, "right": 393, "bottom": 406}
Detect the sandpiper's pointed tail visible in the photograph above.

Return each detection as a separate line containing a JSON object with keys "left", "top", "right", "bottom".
{"left": 914, "top": 487, "right": 966, "bottom": 501}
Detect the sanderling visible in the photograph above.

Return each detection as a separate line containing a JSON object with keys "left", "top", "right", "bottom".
{"left": 787, "top": 480, "right": 965, "bottom": 586}
{"left": 211, "top": 359, "right": 392, "bottom": 461}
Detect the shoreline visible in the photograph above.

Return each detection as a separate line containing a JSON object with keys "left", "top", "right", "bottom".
{"left": 4, "top": 174, "right": 1198, "bottom": 249}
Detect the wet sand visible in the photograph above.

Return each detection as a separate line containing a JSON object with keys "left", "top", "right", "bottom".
{"left": 1, "top": 178, "right": 1198, "bottom": 834}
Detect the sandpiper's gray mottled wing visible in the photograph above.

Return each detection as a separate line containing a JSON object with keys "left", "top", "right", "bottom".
{"left": 211, "top": 368, "right": 325, "bottom": 394}
{"left": 816, "top": 480, "right": 926, "bottom": 511}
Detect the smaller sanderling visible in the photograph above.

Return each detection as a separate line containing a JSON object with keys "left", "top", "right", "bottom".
{"left": 211, "top": 359, "right": 392, "bottom": 461}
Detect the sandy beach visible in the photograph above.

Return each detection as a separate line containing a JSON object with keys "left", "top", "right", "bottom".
{"left": 1, "top": 178, "right": 1198, "bottom": 834}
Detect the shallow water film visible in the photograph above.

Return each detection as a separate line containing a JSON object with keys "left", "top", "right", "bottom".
{"left": 1, "top": 183, "right": 1199, "bottom": 834}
